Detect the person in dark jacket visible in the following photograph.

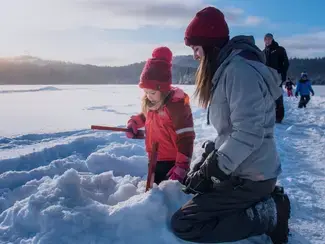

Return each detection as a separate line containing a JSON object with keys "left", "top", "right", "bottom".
{"left": 295, "top": 72, "right": 315, "bottom": 108}
{"left": 170, "top": 7, "right": 290, "bottom": 244}
{"left": 264, "top": 33, "right": 289, "bottom": 123}
{"left": 285, "top": 78, "right": 295, "bottom": 97}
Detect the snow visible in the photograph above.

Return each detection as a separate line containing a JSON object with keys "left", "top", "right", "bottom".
{"left": 0, "top": 86, "right": 61, "bottom": 94}
{"left": 0, "top": 84, "right": 325, "bottom": 243}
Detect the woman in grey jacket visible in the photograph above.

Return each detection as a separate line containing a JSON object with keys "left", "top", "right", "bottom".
{"left": 171, "top": 6, "right": 290, "bottom": 244}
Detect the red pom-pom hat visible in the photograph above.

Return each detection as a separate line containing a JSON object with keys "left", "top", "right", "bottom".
{"left": 184, "top": 6, "right": 229, "bottom": 47}
{"left": 139, "top": 46, "right": 173, "bottom": 91}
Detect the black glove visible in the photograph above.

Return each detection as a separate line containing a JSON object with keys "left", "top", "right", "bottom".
{"left": 181, "top": 140, "right": 215, "bottom": 194}
{"left": 202, "top": 140, "right": 216, "bottom": 157}
{"left": 182, "top": 150, "right": 230, "bottom": 194}
{"left": 191, "top": 140, "right": 215, "bottom": 173}
{"left": 182, "top": 170, "right": 213, "bottom": 194}
{"left": 199, "top": 150, "right": 230, "bottom": 182}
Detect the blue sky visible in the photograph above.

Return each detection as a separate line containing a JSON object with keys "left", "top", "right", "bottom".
{"left": 0, "top": 0, "right": 325, "bottom": 66}
{"left": 221, "top": 0, "right": 325, "bottom": 35}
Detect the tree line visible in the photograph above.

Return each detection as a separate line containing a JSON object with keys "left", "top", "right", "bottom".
{"left": 0, "top": 55, "right": 324, "bottom": 85}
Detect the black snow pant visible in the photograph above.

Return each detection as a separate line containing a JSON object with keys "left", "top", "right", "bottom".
{"left": 275, "top": 95, "right": 285, "bottom": 123}
{"left": 298, "top": 95, "right": 311, "bottom": 108}
{"left": 154, "top": 161, "right": 175, "bottom": 185}
{"left": 171, "top": 177, "right": 276, "bottom": 243}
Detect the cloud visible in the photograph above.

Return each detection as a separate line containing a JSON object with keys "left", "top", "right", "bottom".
{"left": 280, "top": 31, "right": 325, "bottom": 58}
{"left": 244, "top": 16, "right": 265, "bottom": 26}
{"left": 74, "top": 0, "right": 265, "bottom": 29}
{"left": 0, "top": 0, "right": 205, "bottom": 31}
{"left": 280, "top": 32, "right": 325, "bottom": 50}
{"left": 256, "top": 31, "right": 325, "bottom": 58}
{"left": 75, "top": 0, "right": 207, "bottom": 29}
{"left": 222, "top": 6, "right": 264, "bottom": 27}
{"left": 0, "top": 0, "right": 269, "bottom": 65}
{"left": 0, "top": 27, "right": 191, "bottom": 66}
{"left": 0, "top": 0, "right": 264, "bottom": 31}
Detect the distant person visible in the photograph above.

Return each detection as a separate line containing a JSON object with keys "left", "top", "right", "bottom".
{"left": 170, "top": 6, "right": 290, "bottom": 244}
{"left": 264, "top": 33, "right": 290, "bottom": 123}
{"left": 285, "top": 78, "right": 295, "bottom": 97}
{"left": 125, "top": 46, "right": 195, "bottom": 185}
{"left": 295, "top": 72, "right": 315, "bottom": 108}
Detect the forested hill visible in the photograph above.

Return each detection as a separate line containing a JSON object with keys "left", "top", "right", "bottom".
{"left": 0, "top": 55, "right": 324, "bottom": 85}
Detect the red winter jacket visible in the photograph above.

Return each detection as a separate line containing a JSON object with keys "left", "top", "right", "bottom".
{"left": 129, "top": 87, "right": 195, "bottom": 164}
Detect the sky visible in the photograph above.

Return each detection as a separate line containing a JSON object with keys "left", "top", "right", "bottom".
{"left": 0, "top": 0, "right": 325, "bottom": 66}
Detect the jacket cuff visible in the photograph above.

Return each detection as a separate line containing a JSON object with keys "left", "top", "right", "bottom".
{"left": 213, "top": 158, "right": 230, "bottom": 181}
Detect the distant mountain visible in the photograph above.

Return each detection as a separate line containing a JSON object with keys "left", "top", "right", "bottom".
{"left": 0, "top": 55, "right": 197, "bottom": 85}
{"left": 172, "top": 55, "right": 198, "bottom": 68}
{"left": 0, "top": 55, "right": 324, "bottom": 85}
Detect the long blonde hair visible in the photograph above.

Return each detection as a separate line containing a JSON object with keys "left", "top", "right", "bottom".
{"left": 141, "top": 91, "right": 170, "bottom": 115}
{"left": 194, "top": 46, "right": 220, "bottom": 109}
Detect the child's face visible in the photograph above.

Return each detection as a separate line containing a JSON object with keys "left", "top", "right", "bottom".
{"left": 143, "top": 88, "right": 162, "bottom": 103}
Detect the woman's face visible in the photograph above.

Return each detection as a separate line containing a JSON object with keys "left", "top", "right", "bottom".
{"left": 143, "top": 88, "right": 162, "bottom": 103}
{"left": 190, "top": 45, "right": 204, "bottom": 61}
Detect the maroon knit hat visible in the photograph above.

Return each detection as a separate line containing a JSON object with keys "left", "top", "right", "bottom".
{"left": 139, "top": 47, "right": 172, "bottom": 92}
{"left": 184, "top": 6, "right": 229, "bottom": 47}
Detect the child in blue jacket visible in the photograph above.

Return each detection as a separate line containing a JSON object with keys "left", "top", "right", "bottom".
{"left": 295, "top": 72, "right": 315, "bottom": 108}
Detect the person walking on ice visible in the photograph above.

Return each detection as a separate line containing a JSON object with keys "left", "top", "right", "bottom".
{"left": 263, "top": 33, "right": 289, "bottom": 123}
{"left": 295, "top": 72, "right": 315, "bottom": 108}
{"left": 125, "top": 46, "right": 195, "bottom": 185}
{"left": 285, "top": 78, "right": 295, "bottom": 97}
{"left": 170, "top": 6, "right": 291, "bottom": 244}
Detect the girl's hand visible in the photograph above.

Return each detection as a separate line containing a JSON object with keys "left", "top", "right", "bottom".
{"left": 167, "top": 163, "right": 189, "bottom": 184}
{"left": 126, "top": 120, "right": 138, "bottom": 138}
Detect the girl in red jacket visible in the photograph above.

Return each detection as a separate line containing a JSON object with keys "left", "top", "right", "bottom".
{"left": 125, "top": 46, "right": 195, "bottom": 185}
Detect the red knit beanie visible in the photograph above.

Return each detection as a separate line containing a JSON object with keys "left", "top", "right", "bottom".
{"left": 185, "top": 6, "right": 229, "bottom": 47}
{"left": 139, "top": 46, "right": 172, "bottom": 92}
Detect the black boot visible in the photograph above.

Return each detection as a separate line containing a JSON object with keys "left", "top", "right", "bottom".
{"left": 267, "top": 186, "right": 291, "bottom": 244}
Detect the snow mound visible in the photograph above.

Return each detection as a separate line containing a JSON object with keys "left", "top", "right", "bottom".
{"left": 0, "top": 169, "right": 274, "bottom": 244}
{"left": 0, "top": 169, "right": 188, "bottom": 244}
